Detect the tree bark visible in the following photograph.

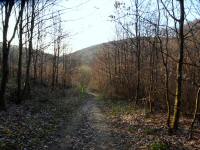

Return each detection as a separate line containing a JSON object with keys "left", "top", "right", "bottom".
{"left": 171, "top": 0, "right": 185, "bottom": 130}
{"left": 16, "top": 0, "right": 26, "bottom": 104}
{"left": 0, "top": 1, "right": 14, "bottom": 110}
{"left": 189, "top": 87, "right": 200, "bottom": 139}
{"left": 135, "top": 0, "right": 141, "bottom": 103}
{"left": 23, "top": 0, "right": 35, "bottom": 96}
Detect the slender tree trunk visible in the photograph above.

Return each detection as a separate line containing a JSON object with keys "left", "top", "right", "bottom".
{"left": 56, "top": 46, "right": 59, "bottom": 86}
{"left": 165, "top": 67, "right": 171, "bottom": 128}
{"left": 33, "top": 52, "right": 38, "bottom": 81}
{"left": 40, "top": 52, "right": 44, "bottom": 84}
{"left": 165, "top": 21, "right": 171, "bottom": 129}
{"left": 0, "top": 46, "right": 9, "bottom": 110}
{"left": 16, "top": 0, "right": 26, "bottom": 104}
{"left": 157, "top": 0, "right": 171, "bottom": 128}
{"left": 51, "top": 47, "right": 56, "bottom": 90}
{"left": 0, "top": 1, "right": 14, "bottom": 110}
{"left": 17, "top": 18, "right": 23, "bottom": 104}
{"left": 171, "top": 0, "right": 185, "bottom": 130}
{"left": 23, "top": 0, "right": 35, "bottom": 96}
{"left": 33, "top": 24, "right": 40, "bottom": 82}
{"left": 149, "top": 45, "right": 154, "bottom": 113}
{"left": 135, "top": 0, "right": 141, "bottom": 103}
{"left": 189, "top": 87, "right": 200, "bottom": 139}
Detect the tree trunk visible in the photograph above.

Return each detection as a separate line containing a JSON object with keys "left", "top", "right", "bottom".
{"left": 171, "top": 0, "right": 185, "bottom": 130}
{"left": 189, "top": 87, "right": 200, "bottom": 139}
{"left": 16, "top": 0, "right": 26, "bottom": 104}
{"left": 0, "top": 1, "right": 14, "bottom": 110}
{"left": 33, "top": 51, "right": 38, "bottom": 81}
{"left": 165, "top": 67, "right": 171, "bottom": 128}
{"left": 135, "top": 0, "right": 141, "bottom": 103}
{"left": 40, "top": 52, "right": 44, "bottom": 84}
{"left": 51, "top": 49, "right": 56, "bottom": 90}
{"left": 23, "top": 0, "right": 35, "bottom": 96}
{"left": 0, "top": 46, "right": 9, "bottom": 110}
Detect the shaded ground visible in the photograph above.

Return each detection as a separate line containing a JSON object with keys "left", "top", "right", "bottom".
{"left": 0, "top": 87, "right": 84, "bottom": 150}
{"left": 1, "top": 88, "right": 200, "bottom": 150}
{"left": 100, "top": 99, "right": 200, "bottom": 150}
{"left": 0, "top": 88, "right": 123, "bottom": 150}
{"left": 50, "top": 95, "right": 121, "bottom": 150}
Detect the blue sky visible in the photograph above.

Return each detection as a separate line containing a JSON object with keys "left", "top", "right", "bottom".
{"left": 61, "top": 0, "right": 199, "bottom": 51}
{"left": 61, "top": 0, "right": 117, "bottom": 51}
{"left": 1, "top": 0, "right": 199, "bottom": 53}
{"left": 0, "top": 0, "right": 118, "bottom": 53}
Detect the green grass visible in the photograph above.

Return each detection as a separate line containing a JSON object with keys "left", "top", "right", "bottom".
{"left": 144, "top": 128, "right": 159, "bottom": 135}
{"left": 101, "top": 99, "right": 137, "bottom": 116}
{"left": 128, "top": 126, "right": 137, "bottom": 133}
{"left": 76, "top": 85, "right": 87, "bottom": 99}
{"left": 96, "top": 93, "right": 105, "bottom": 101}
{"left": 0, "top": 141, "right": 19, "bottom": 150}
{"left": 150, "top": 142, "right": 169, "bottom": 150}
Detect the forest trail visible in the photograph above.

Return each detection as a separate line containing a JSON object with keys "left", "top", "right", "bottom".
{"left": 50, "top": 94, "right": 118, "bottom": 150}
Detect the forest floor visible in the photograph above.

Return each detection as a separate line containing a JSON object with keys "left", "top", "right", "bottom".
{"left": 1, "top": 87, "right": 200, "bottom": 150}
{"left": 99, "top": 98, "right": 200, "bottom": 150}
{"left": 50, "top": 93, "right": 200, "bottom": 150}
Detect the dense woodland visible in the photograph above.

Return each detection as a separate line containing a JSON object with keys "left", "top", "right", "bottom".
{"left": 0, "top": 0, "right": 77, "bottom": 107}
{"left": 90, "top": 0, "right": 200, "bottom": 135}
{"left": 1, "top": 0, "right": 200, "bottom": 149}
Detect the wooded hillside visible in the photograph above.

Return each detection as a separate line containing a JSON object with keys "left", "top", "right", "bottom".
{"left": 1, "top": 0, "right": 200, "bottom": 149}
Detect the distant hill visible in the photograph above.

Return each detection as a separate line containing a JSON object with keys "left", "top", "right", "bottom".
{"left": 0, "top": 38, "right": 139, "bottom": 67}
{"left": 69, "top": 41, "right": 116, "bottom": 65}
{"left": 0, "top": 41, "right": 108, "bottom": 68}
{"left": 0, "top": 43, "right": 55, "bottom": 74}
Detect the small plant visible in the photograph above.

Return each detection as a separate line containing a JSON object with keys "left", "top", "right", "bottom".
{"left": 77, "top": 85, "right": 87, "bottom": 99}
{"left": 128, "top": 126, "right": 136, "bottom": 133}
{"left": 0, "top": 141, "right": 18, "bottom": 150}
{"left": 150, "top": 142, "right": 169, "bottom": 150}
{"left": 107, "top": 100, "right": 136, "bottom": 116}
{"left": 144, "top": 128, "right": 158, "bottom": 135}
{"left": 2, "top": 128, "right": 12, "bottom": 136}
{"left": 96, "top": 93, "right": 105, "bottom": 101}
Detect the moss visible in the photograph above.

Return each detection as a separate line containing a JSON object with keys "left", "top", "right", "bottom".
{"left": 96, "top": 94, "right": 105, "bottom": 101}
{"left": 113, "top": 105, "right": 135, "bottom": 116}
{"left": 150, "top": 142, "right": 169, "bottom": 150}
{"left": 128, "top": 126, "right": 137, "bottom": 133}
{"left": 144, "top": 128, "right": 159, "bottom": 135}
{"left": 0, "top": 141, "right": 18, "bottom": 150}
{"left": 2, "top": 128, "right": 12, "bottom": 137}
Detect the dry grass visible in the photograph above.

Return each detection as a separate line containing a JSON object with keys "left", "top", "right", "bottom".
{"left": 100, "top": 99, "right": 200, "bottom": 150}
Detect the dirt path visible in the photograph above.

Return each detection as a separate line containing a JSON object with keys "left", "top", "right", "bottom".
{"left": 50, "top": 95, "right": 118, "bottom": 150}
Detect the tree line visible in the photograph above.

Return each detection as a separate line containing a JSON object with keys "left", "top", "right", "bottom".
{"left": 0, "top": 0, "right": 74, "bottom": 111}
{"left": 92, "top": 0, "right": 200, "bottom": 134}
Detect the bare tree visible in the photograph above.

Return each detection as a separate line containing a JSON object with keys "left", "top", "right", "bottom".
{"left": 0, "top": 0, "right": 25, "bottom": 110}
{"left": 23, "top": 0, "right": 35, "bottom": 96}
{"left": 16, "top": 0, "right": 26, "bottom": 104}
{"left": 170, "top": 0, "right": 185, "bottom": 131}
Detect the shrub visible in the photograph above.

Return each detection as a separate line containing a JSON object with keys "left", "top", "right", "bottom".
{"left": 150, "top": 142, "right": 169, "bottom": 150}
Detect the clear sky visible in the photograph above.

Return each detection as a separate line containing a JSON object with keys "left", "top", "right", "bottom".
{"left": 0, "top": 0, "right": 120, "bottom": 53}
{"left": 1, "top": 0, "right": 199, "bottom": 53}
{"left": 61, "top": 0, "right": 117, "bottom": 51}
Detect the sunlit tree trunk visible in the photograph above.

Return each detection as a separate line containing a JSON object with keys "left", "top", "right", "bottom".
{"left": 16, "top": 0, "right": 26, "bottom": 104}
{"left": 189, "top": 87, "right": 200, "bottom": 139}
{"left": 171, "top": 0, "right": 185, "bottom": 130}
{"left": 135, "top": 0, "right": 141, "bottom": 103}
{"left": 0, "top": 0, "right": 23, "bottom": 110}
{"left": 23, "top": 0, "right": 35, "bottom": 96}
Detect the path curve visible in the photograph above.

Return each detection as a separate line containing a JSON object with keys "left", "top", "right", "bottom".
{"left": 50, "top": 95, "right": 117, "bottom": 150}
